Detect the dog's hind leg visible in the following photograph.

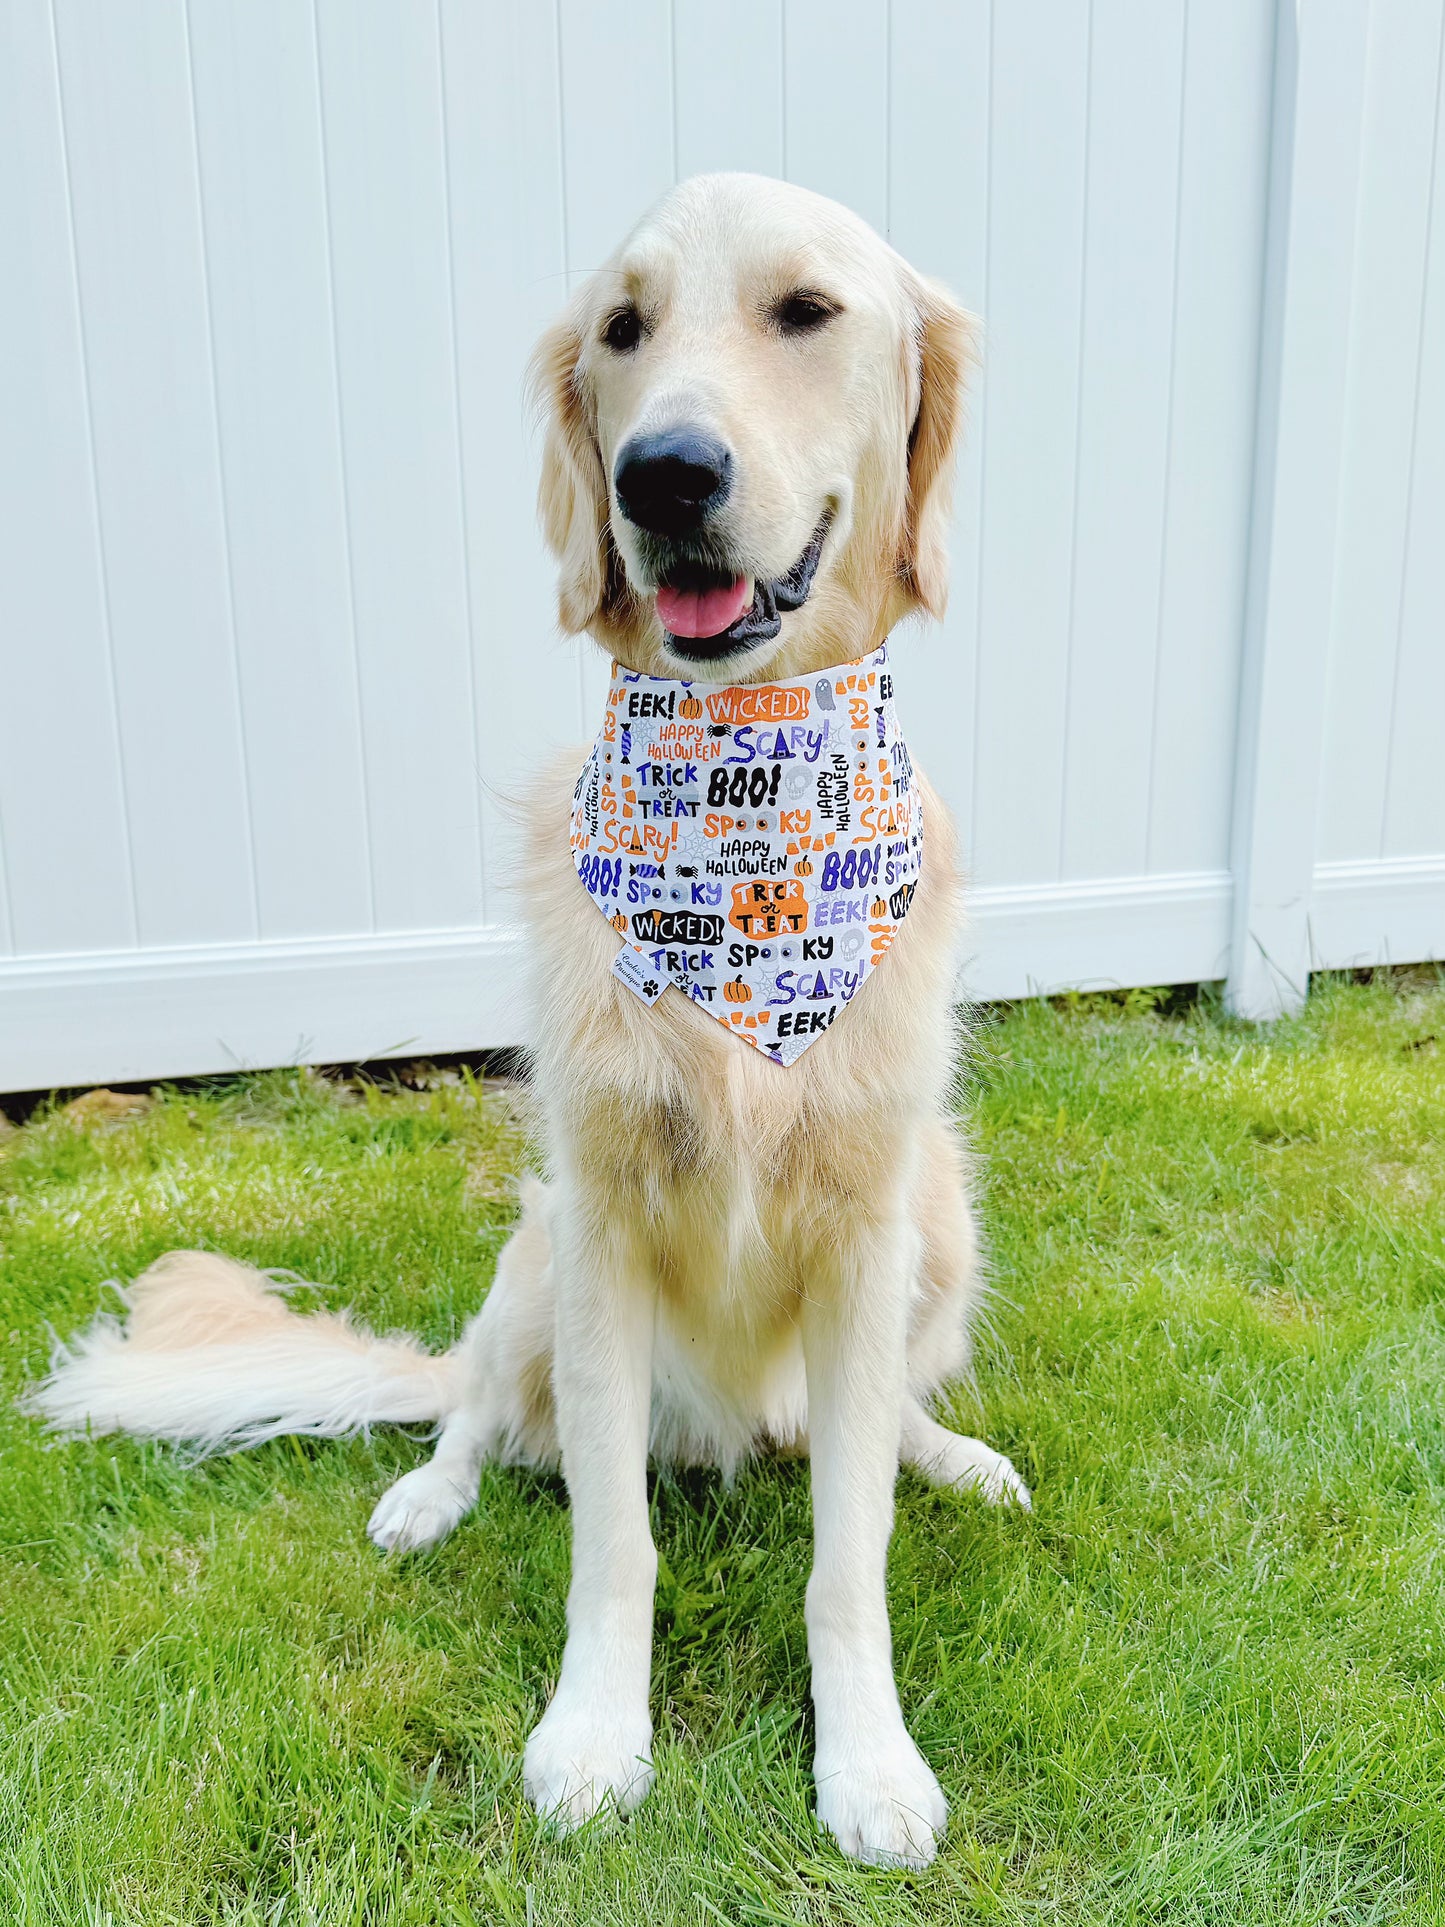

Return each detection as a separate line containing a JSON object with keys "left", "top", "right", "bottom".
{"left": 905, "top": 1118, "right": 984, "bottom": 1391}
{"left": 899, "top": 1121, "right": 1031, "bottom": 1508}
{"left": 899, "top": 1400, "right": 1030, "bottom": 1507}
{"left": 369, "top": 1179, "right": 559, "bottom": 1553}
{"left": 367, "top": 1401, "right": 493, "bottom": 1553}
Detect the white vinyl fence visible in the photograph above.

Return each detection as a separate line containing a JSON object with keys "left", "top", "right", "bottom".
{"left": 1, "top": 1, "right": 1442, "bottom": 1093}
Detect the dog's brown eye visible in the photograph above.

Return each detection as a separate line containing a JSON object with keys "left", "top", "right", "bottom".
{"left": 775, "top": 292, "right": 838, "bottom": 335}
{"left": 602, "top": 306, "right": 642, "bottom": 352}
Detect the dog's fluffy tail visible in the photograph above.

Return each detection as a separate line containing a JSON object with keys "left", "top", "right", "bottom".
{"left": 23, "top": 1250, "right": 461, "bottom": 1454}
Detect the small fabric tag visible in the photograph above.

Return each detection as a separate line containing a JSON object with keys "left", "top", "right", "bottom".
{"left": 610, "top": 943, "right": 668, "bottom": 1005}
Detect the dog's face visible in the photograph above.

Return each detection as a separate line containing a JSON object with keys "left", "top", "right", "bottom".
{"left": 534, "top": 174, "right": 973, "bottom": 682}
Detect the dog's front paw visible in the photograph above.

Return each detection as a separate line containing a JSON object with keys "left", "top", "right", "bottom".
{"left": 814, "top": 1728, "right": 947, "bottom": 1868}
{"left": 368, "top": 1464, "right": 475, "bottom": 1553}
{"left": 523, "top": 1693, "right": 654, "bottom": 1831}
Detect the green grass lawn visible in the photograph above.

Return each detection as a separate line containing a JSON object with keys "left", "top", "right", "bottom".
{"left": 3, "top": 977, "right": 1444, "bottom": 1926}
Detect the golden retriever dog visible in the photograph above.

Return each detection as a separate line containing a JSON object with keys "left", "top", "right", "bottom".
{"left": 32, "top": 174, "right": 1029, "bottom": 1868}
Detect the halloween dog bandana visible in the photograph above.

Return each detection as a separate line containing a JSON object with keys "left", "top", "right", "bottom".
{"left": 570, "top": 643, "right": 922, "bottom": 1066}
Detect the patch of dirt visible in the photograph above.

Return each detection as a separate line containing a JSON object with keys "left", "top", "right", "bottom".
{"left": 63, "top": 1088, "right": 153, "bottom": 1127}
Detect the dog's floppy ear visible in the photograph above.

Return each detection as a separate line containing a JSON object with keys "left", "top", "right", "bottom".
{"left": 530, "top": 311, "right": 615, "bottom": 634}
{"left": 900, "top": 275, "right": 976, "bottom": 620}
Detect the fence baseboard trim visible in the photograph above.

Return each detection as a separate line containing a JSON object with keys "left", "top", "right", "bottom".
{"left": 7, "top": 862, "right": 1439, "bottom": 1092}
{"left": 0, "top": 926, "right": 527, "bottom": 1094}
{"left": 962, "top": 870, "right": 1233, "bottom": 1001}
{"left": 1308, "top": 858, "right": 1445, "bottom": 973}
{"left": 2, "top": 871, "right": 1241, "bottom": 1092}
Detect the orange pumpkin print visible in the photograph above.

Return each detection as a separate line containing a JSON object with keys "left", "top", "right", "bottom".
{"left": 678, "top": 693, "right": 703, "bottom": 720}
{"left": 723, "top": 976, "right": 752, "bottom": 1004}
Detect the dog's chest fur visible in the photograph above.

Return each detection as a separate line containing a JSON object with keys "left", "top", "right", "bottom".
{"left": 520, "top": 752, "right": 963, "bottom": 1437}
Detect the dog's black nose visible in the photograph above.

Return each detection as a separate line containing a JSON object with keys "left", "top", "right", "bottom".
{"left": 614, "top": 430, "right": 732, "bottom": 537}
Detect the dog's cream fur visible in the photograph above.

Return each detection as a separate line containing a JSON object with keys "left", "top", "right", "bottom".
{"left": 30, "top": 175, "right": 1028, "bottom": 1869}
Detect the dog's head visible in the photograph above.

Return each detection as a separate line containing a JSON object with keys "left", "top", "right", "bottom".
{"left": 532, "top": 173, "right": 973, "bottom": 682}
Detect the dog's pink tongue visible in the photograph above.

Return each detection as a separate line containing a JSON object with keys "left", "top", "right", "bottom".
{"left": 656, "top": 576, "right": 752, "bottom": 639}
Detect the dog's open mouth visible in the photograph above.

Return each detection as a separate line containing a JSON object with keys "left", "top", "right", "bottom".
{"left": 654, "top": 519, "right": 830, "bottom": 661}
